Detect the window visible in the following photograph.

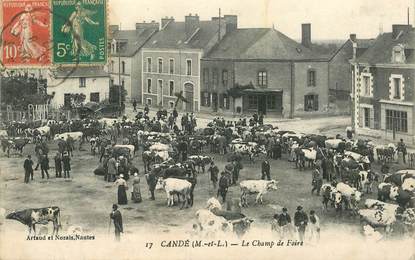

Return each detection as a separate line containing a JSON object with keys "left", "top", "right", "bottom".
{"left": 121, "top": 80, "right": 125, "bottom": 87}
{"left": 147, "top": 57, "right": 152, "bottom": 72}
{"left": 248, "top": 95, "right": 258, "bottom": 109}
{"left": 304, "top": 95, "right": 319, "bottom": 111}
{"left": 64, "top": 94, "right": 71, "bottom": 108}
{"left": 364, "top": 107, "right": 370, "bottom": 128}
{"left": 222, "top": 70, "right": 228, "bottom": 87}
{"left": 186, "top": 60, "right": 192, "bottom": 76}
{"left": 169, "top": 81, "right": 174, "bottom": 96}
{"left": 362, "top": 75, "right": 371, "bottom": 96}
{"left": 146, "top": 98, "right": 152, "bottom": 106}
{"left": 393, "top": 78, "right": 401, "bottom": 99}
{"left": 223, "top": 94, "right": 229, "bottom": 109}
{"left": 307, "top": 70, "right": 316, "bottom": 87}
{"left": 147, "top": 79, "right": 152, "bottom": 93}
{"left": 386, "top": 110, "right": 408, "bottom": 133}
{"left": 202, "top": 92, "right": 210, "bottom": 106}
{"left": 203, "top": 68, "right": 209, "bottom": 84}
{"left": 212, "top": 69, "right": 219, "bottom": 87}
{"left": 158, "top": 58, "right": 163, "bottom": 73}
{"left": 90, "top": 92, "right": 100, "bottom": 103}
{"left": 158, "top": 79, "right": 163, "bottom": 95}
{"left": 267, "top": 96, "right": 277, "bottom": 110}
{"left": 79, "top": 77, "right": 86, "bottom": 88}
{"left": 257, "top": 71, "right": 267, "bottom": 87}
{"left": 392, "top": 45, "right": 405, "bottom": 63}
{"left": 169, "top": 59, "right": 174, "bottom": 74}
{"left": 110, "top": 60, "right": 114, "bottom": 72}
{"left": 121, "top": 61, "right": 125, "bottom": 74}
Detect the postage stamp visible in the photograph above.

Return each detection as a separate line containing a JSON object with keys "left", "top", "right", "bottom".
{"left": 1, "top": 0, "right": 51, "bottom": 68}
{"left": 51, "top": 0, "right": 107, "bottom": 65}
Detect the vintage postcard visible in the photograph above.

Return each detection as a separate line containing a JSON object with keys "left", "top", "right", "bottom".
{"left": 0, "top": 0, "right": 415, "bottom": 259}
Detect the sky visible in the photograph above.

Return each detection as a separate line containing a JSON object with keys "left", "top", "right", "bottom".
{"left": 109, "top": 0, "right": 415, "bottom": 40}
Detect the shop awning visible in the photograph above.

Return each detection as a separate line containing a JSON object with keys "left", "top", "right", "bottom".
{"left": 241, "top": 88, "right": 283, "bottom": 95}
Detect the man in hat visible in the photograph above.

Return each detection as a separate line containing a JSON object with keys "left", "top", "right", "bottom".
{"left": 23, "top": 155, "right": 34, "bottom": 183}
{"left": 274, "top": 207, "right": 292, "bottom": 239}
{"left": 397, "top": 138, "right": 407, "bottom": 164}
{"left": 311, "top": 167, "right": 323, "bottom": 196}
{"left": 62, "top": 152, "right": 71, "bottom": 178}
{"left": 261, "top": 159, "right": 271, "bottom": 180}
{"left": 110, "top": 204, "right": 123, "bottom": 241}
{"left": 208, "top": 161, "right": 219, "bottom": 189}
{"left": 218, "top": 172, "right": 229, "bottom": 203}
{"left": 294, "top": 205, "right": 308, "bottom": 242}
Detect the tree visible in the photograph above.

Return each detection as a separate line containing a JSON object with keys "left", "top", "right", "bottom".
{"left": 174, "top": 91, "right": 189, "bottom": 109}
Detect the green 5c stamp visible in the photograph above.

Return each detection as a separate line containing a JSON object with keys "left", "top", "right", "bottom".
{"left": 52, "top": 0, "right": 107, "bottom": 65}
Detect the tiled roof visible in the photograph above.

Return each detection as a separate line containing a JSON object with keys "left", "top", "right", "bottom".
{"left": 356, "top": 30, "right": 415, "bottom": 64}
{"left": 206, "top": 28, "right": 322, "bottom": 60}
{"left": 143, "top": 20, "right": 220, "bottom": 50}
{"left": 110, "top": 28, "right": 157, "bottom": 57}
{"left": 53, "top": 66, "right": 109, "bottom": 78}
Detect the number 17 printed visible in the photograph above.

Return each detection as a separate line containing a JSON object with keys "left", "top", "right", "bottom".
{"left": 1, "top": 0, "right": 51, "bottom": 68}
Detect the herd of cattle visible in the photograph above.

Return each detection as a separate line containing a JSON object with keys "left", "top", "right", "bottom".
{"left": 1, "top": 116, "right": 415, "bottom": 239}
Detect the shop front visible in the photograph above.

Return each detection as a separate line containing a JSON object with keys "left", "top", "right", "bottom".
{"left": 242, "top": 89, "right": 283, "bottom": 115}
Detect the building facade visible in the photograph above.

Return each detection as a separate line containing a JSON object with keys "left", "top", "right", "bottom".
{"left": 47, "top": 67, "right": 110, "bottom": 108}
{"left": 141, "top": 14, "right": 235, "bottom": 112}
{"left": 351, "top": 25, "right": 415, "bottom": 144}
{"left": 201, "top": 25, "right": 332, "bottom": 117}
{"left": 108, "top": 23, "right": 158, "bottom": 103}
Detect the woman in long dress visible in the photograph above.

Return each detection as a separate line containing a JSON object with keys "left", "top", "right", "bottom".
{"left": 114, "top": 174, "right": 128, "bottom": 205}
{"left": 131, "top": 173, "right": 142, "bottom": 203}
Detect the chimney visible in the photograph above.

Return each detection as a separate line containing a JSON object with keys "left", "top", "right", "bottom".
{"left": 135, "top": 21, "right": 160, "bottom": 31}
{"left": 161, "top": 16, "right": 174, "bottom": 29}
{"left": 349, "top": 34, "right": 357, "bottom": 42}
{"left": 185, "top": 13, "right": 200, "bottom": 38}
{"left": 392, "top": 24, "right": 412, "bottom": 39}
{"left": 301, "top": 23, "right": 311, "bottom": 48}
{"left": 224, "top": 15, "right": 238, "bottom": 33}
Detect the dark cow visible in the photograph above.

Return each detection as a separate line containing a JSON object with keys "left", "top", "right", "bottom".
{"left": 188, "top": 155, "right": 212, "bottom": 173}
{"left": 6, "top": 207, "right": 61, "bottom": 235}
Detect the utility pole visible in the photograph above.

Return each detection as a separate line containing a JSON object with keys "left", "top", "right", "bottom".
{"left": 218, "top": 8, "right": 221, "bottom": 42}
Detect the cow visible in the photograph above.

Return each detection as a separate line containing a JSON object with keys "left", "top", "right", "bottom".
{"left": 377, "top": 183, "right": 399, "bottom": 202}
{"left": 195, "top": 209, "right": 233, "bottom": 238}
{"left": 321, "top": 183, "right": 342, "bottom": 211}
{"left": 336, "top": 182, "right": 362, "bottom": 213}
{"left": 384, "top": 172, "right": 415, "bottom": 187}
{"left": 54, "top": 132, "right": 83, "bottom": 141}
{"left": 375, "top": 145, "right": 395, "bottom": 163}
{"left": 1, "top": 138, "right": 30, "bottom": 157}
{"left": 155, "top": 178, "right": 192, "bottom": 209}
{"left": 230, "top": 142, "right": 266, "bottom": 163}
{"left": 359, "top": 170, "right": 376, "bottom": 194}
{"left": 114, "top": 145, "right": 135, "bottom": 156}
{"left": 188, "top": 155, "right": 212, "bottom": 173}
{"left": 239, "top": 180, "right": 279, "bottom": 207}
{"left": 6, "top": 207, "right": 61, "bottom": 235}
{"left": 402, "top": 178, "right": 415, "bottom": 192}
{"left": 325, "top": 139, "right": 345, "bottom": 150}
{"left": 344, "top": 151, "right": 370, "bottom": 164}
{"left": 0, "top": 130, "right": 8, "bottom": 139}
{"left": 358, "top": 205, "right": 400, "bottom": 234}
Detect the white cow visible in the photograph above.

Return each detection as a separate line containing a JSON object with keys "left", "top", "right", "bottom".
{"left": 325, "top": 139, "right": 344, "bottom": 149}
{"left": 0, "top": 130, "right": 8, "bottom": 139}
{"left": 150, "top": 143, "right": 171, "bottom": 152}
{"left": 154, "top": 151, "right": 170, "bottom": 162}
{"left": 336, "top": 182, "right": 362, "bottom": 202}
{"left": 156, "top": 178, "right": 192, "bottom": 209}
{"left": 396, "top": 169, "right": 415, "bottom": 177}
{"left": 195, "top": 209, "right": 233, "bottom": 238}
{"left": 54, "top": 132, "right": 83, "bottom": 141}
{"left": 206, "top": 197, "right": 222, "bottom": 211}
{"left": 358, "top": 206, "right": 399, "bottom": 233}
{"left": 239, "top": 180, "right": 279, "bottom": 207}
{"left": 301, "top": 148, "right": 317, "bottom": 161}
{"left": 98, "top": 118, "right": 118, "bottom": 126}
{"left": 344, "top": 151, "right": 370, "bottom": 164}
{"left": 402, "top": 178, "right": 415, "bottom": 192}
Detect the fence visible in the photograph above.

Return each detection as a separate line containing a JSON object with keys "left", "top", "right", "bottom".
{"left": 2, "top": 104, "right": 74, "bottom": 123}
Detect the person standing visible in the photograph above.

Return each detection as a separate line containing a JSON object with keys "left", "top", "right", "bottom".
{"left": 54, "top": 152, "right": 62, "bottom": 178}
{"left": 107, "top": 155, "right": 117, "bottom": 182}
{"left": 232, "top": 160, "right": 243, "bottom": 185}
{"left": 274, "top": 207, "right": 292, "bottom": 239}
{"left": 40, "top": 153, "right": 50, "bottom": 179}
{"left": 66, "top": 135, "right": 75, "bottom": 157}
{"left": 397, "top": 139, "right": 407, "bottom": 164}
{"left": 114, "top": 174, "right": 128, "bottom": 205}
{"left": 294, "top": 206, "right": 308, "bottom": 242}
{"left": 23, "top": 155, "right": 34, "bottom": 183}
{"left": 261, "top": 160, "right": 271, "bottom": 180}
{"left": 311, "top": 168, "right": 323, "bottom": 196}
{"left": 62, "top": 152, "right": 71, "bottom": 178}
{"left": 309, "top": 210, "right": 320, "bottom": 242}
{"left": 132, "top": 99, "right": 137, "bottom": 112}
{"left": 131, "top": 173, "right": 142, "bottom": 203}
{"left": 208, "top": 161, "right": 219, "bottom": 189}
{"left": 172, "top": 107, "right": 178, "bottom": 122}
{"left": 110, "top": 204, "right": 123, "bottom": 241}
{"left": 218, "top": 172, "right": 229, "bottom": 203}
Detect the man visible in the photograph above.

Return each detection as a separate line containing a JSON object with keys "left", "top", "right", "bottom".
{"left": 294, "top": 206, "right": 308, "bottom": 242}
{"left": 208, "top": 161, "right": 219, "bottom": 189}
{"left": 54, "top": 152, "right": 62, "bottom": 178}
{"left": 66, "top": 135, "right": 74, "bottom": 157}
{"left": 23, "top": 155, "right": 34, "bottom": 183}
{"left": 181, "top": 114, "right": 188, "bottom": 132}
{"left": 132, "top": 99, "right": 137, "bottom": 112}
{"left": 40, "top": 153, "right": 50, "bottom": 179}
{"left": 110, "top": 204, "right": 123, "bottom": 241}
{"left": 107, "top": 155, "right": 117, "bottom": 182}
{"left": 144, "top": 104, "right": 149, "bottom": 116}
{"left": 232, "top": 160, "right": 243, "bottom": 185}
{"left": 274, "top": 207, "right": 292, "bottom": 239}
{"left": 311, "top": 168, "right": 323, "bottom": 195}
{"left": 172, "top": 107, "right": 178, "bottom": 122}
{"left": 218, "top": 172, "right": 229, "bottom": 203}
{"left": 397, "top": 139, "right": 407, "bottom": 164}
{"left": 309, "top": 210, "right": 320, "bottom": 242}
{"left": 261, "top": 159, "right": 271, "bottom": 180}
{"left": 62, "top": 153, "right": 71, "bottom": 179}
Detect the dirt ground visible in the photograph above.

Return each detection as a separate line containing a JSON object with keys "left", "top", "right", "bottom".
{"left": 0, "top": 116, "right": 411, "bottom": 239}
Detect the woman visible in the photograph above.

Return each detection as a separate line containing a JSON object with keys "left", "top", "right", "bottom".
{"left": 114, "top": 174, "right": 128, "bottom": 205}
{"left": 131, "top": 173, "right": 142, "bottom": 203}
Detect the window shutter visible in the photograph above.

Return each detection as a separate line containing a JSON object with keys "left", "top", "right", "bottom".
{"left": 304, "top": 96, "right": 307, "bottom": 111}
{"left": 314, "top": 95, "right": 319, "bottom": 111}
{"left": 207, "top": 93, "right": 211, "bottom": 107}
{"left": 219, "top": 94, "right": 224, "bottom": 108}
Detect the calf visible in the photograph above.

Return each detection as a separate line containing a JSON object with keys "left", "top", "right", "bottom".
{"left": 188, "top": 155, "right": 212, "bottom": 173}
{"left": 6, "top": 207, "right": 61, "bottom": 235}
{"left": 239, "top": 180, "right": 278, "bottom": 207}
{"left": 156, "top": 178, "right": 192, "bottom": 209}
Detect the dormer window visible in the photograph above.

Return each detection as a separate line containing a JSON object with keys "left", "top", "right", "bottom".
{"left": 392, "top": 45, "right": 405, "bottom": 63}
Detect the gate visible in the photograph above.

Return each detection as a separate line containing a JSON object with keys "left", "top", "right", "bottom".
{"left": 184, "top": 82, "right": 194, "bottom": 112}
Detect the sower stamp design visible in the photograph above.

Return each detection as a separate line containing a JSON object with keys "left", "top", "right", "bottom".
{"left": 52, "top": 0, "right": 107, "bottom": 65}
{"left": 1, "top": 0, "right": 51, "bottom": 67}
